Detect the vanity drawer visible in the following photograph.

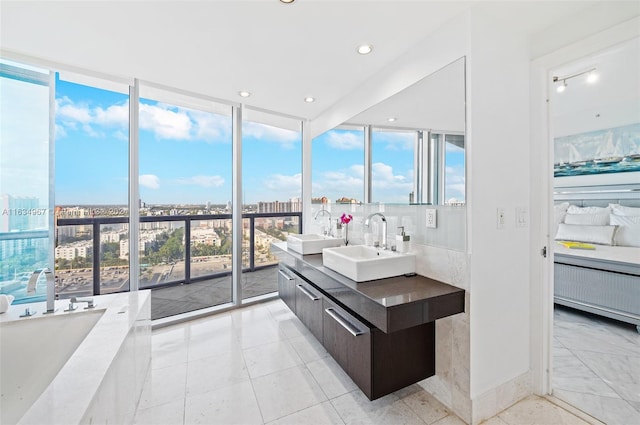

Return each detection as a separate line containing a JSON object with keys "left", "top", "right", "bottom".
{"left": 322, "top": 297, "right": 373, "bottom": 398}
{"left": 295, "top": 279, "right": 324, "bottom": 342}
{"left": 278, "top": 266, "right": 296, "bottom": 314}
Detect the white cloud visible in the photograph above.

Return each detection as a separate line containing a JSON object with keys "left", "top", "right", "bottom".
{"left": 82, "top": 124, "right": 102, "bottom": 138}
{"left": 446, "top": 166, "right": 465, "bottom": 183}
{"left": 312, "top": 165, "right": 364, "bottom": 201}
{"left": 190, "top": 109, "right": 231, "bottom": 141}
{"left": 113, "top": 130, "right": 128, "bottom": 142}
{"left": 243, "top": 121, "right": 300, "bottom": 149}
{"left": 371, "top": 162, "right": 411, "bottom": 193}
{"left": 55, "top": 123, "right": 67, "bottom": 139}
{"left": 57, "top": 96, "right": 92, "bottom": 123}
{"left": 376, "top": 132, "right": 414, "bottom": 151}
{"left": 94, "top": 103, "right": 129, "bottom": 127}
{"left": 446, "top": 183, "right": 466, "bottom": 199}
{"left": 139, "top": 174, "right": 160, "bottom": 189}
{"left": 176, "top": 175, "right": 225, "bottom": 188}
{"left": 325, "top": 131, "right": 364, "bottom": 150}
{"left": 56, "top": 95, "right": 233, "bottom": 143}
{"left": 263, "top": 173, "right": 301, "bottom": 191}
{"left": 139, "top": 103, "right": 192, "bottom": 140}
{"left": 55, "top": 96, "right": 128, "bottom": 141}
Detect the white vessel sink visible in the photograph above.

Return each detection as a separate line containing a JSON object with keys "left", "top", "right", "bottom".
{"left": 322, "top": 245, "right": 415, "bottom": 282}
{"left": 287, "top": 234, "right": 343, "bottom": 255}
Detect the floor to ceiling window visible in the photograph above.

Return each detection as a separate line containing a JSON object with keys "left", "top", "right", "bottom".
{"left": 54, "top": 74, "right": 130, "bottom": 298}
{"left": 241, "top": 109, "right": 302, "bottom": 300}
{"left": 138, "top": 84, "right": 234, "bottom": 318}
{"left": 2, "top": 57, "right": 304, "bottom": 319}
{"left": 0, "top": 60, "right": 52, "bottom": 304}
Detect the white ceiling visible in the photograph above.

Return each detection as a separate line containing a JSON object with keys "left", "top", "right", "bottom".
{"left": 0, "top": 1, "right": 632, "bottom": 123}
{"left": 346, "top": 57, "right": 465, "bottom": 132}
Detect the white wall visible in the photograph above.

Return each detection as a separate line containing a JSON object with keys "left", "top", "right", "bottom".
{"left": 466, "top": 6, "right": 532, "bottom": 401}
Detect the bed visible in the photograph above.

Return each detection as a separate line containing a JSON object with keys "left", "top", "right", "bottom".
{"left": 553, "top": 183, "right": 640, "bottom": 332}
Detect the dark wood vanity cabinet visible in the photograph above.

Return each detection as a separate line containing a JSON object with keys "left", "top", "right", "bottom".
{"left": 273, "top": 244, "right": 464, "bottom": 401}
{"left": 322, "top": 296, "right": 435, "bottom": 400}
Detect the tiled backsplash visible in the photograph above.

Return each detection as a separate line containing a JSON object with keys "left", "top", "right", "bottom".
{"left": 308, "top": 203, "right": 466, "bottom": 253}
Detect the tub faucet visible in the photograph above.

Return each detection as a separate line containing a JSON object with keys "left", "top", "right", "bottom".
{"left": 365, "top": 213, "right": 388, "bottom": 250}
{"left": 71, "top": 297, "right": 96, "bottom": 310}
{"left": 314, "top": 208, "right": 332, "bottom": 236}
{"left": 22, "top": 268, "right": 56, "bottom": 316}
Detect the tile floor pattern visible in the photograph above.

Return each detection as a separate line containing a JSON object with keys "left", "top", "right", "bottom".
{"left": 134, "top": 299, "right": 597, "bottom": 425}
{"left": 553, "top": 305, "right": 640, "bottom": 425}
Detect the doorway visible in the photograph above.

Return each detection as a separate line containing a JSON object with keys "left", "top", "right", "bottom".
{"left": 547, "top": 37, "right": 640, "bottom": 424}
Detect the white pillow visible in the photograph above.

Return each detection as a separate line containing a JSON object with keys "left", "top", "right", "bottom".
{"left": 555, "top": 223, "right": 618, "bottom": 246}
{"left": 609, "top": 204, "right": 640, "bottom": 217}
{"left": 567, "top": 205, "right": 610, "bottom": 215}
{"left": 564, "top": 212, "right": 610, "bottom": 226}
{"left": 553, "top": 202, "right": 570, "bottom": 236}
{"left": 610, "top": 215, "right": 640, "bottom": 247}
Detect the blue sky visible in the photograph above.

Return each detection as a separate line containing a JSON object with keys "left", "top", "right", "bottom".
{"left": 54, "top": 78, "right": 464, "bottom": 206}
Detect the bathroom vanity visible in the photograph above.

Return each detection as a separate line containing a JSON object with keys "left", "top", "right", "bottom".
{"left": 272, "top": 242, "right": 465, "bottom": 400}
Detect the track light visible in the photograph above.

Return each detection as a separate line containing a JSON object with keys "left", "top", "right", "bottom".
{"left": 556, "top": 80, "right": 567, "bottom": 93}
{"left": 552, "top": 67, "right": 597, "bottom": 93}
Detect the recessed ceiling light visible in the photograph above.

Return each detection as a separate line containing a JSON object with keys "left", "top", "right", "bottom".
{"left": 587, "top": 72, "right": 598, "bottom": 83}
{"left": 238, "top": 91, "right": 251, "bottom": 98}
{"left": 279, "top": 0, "right": 295, "bottom": 3}
{"left": 357, "top": 44, "right": 373, "bottom": 55}
{"left": 387, "top": 117, "right": 397, "bottom": 122}
{"left": 304, "top": 97, "right": 315, "bottom": 103}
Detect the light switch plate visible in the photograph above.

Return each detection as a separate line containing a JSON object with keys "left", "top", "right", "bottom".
{"left": 426, "top": 209, "right": 437, "bottom": 228}
{"left": 497, "top": 208, "right": 506, "bottom": 229}
{"left": 516, "top": 206, "right": 528, "bottom": 227}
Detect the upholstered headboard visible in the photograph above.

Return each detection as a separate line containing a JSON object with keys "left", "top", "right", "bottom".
{"left": 554, "top": 183, "right": 640, "bottom": 208}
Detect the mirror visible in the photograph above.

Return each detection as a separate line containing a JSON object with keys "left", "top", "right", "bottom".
{"left": 345, "top": 57, "right": 466, "bottom": 205}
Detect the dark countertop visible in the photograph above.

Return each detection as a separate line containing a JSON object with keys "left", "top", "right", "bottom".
{"left": 272, "top": 242, "right": 465, "bottom": 333}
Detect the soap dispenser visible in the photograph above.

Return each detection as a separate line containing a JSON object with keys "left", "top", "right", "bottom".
{"left": 396, "top": 226, "right": 410, "bottom": 253}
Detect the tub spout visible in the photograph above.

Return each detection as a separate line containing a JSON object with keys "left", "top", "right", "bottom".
{"left": 25, "top": 268, "right": 56, "bottom": 315}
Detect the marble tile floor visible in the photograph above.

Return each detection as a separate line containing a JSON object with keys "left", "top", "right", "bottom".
{"left": 134, "top": 299, "right": 599, "bottom": 425}
{"left": 553, "top": 305, "right": 640, "bottom": 425}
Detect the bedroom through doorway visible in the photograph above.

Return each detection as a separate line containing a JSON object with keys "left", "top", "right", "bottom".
{"left": 549, "top": 37, "right": 640, "bottom": 425}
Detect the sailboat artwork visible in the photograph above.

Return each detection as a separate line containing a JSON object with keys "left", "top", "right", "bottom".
{"left": 554, "top": 122, "right": 640, "bottom": 177}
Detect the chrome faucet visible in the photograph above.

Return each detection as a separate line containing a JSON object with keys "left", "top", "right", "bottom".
{"left": 314, "top": 208, "right": 332, "bottom": 236}
{"left": 365, "top": 213, "right": 388, "bottom": 250}
{"left": 21, "top": 268, "right": 56, "bottom": 317}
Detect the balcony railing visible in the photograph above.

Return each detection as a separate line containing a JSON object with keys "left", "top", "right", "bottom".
{"left": 54, "top": 212, "right": 301, "bottom": 298}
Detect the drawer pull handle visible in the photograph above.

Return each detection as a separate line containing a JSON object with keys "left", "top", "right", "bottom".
{"left": 278, "top": 270, "right": 294, "bottom": 281}
{"left": 325, "top": 308, "right": 364, "bottom": 337}
{"left": 296, "top": 284, "right": 320, "bottom": 301}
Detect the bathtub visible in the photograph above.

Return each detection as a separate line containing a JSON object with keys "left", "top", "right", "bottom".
{"left": 0, "top": 291, "right": 151, "bottom": 425}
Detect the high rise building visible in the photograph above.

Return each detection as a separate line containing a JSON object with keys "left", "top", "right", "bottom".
{"left": 257, "top": 198, "right": 302, "bottom": 213}
{"left": 1, "top": 194, "right": 40, "bottom": 232}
